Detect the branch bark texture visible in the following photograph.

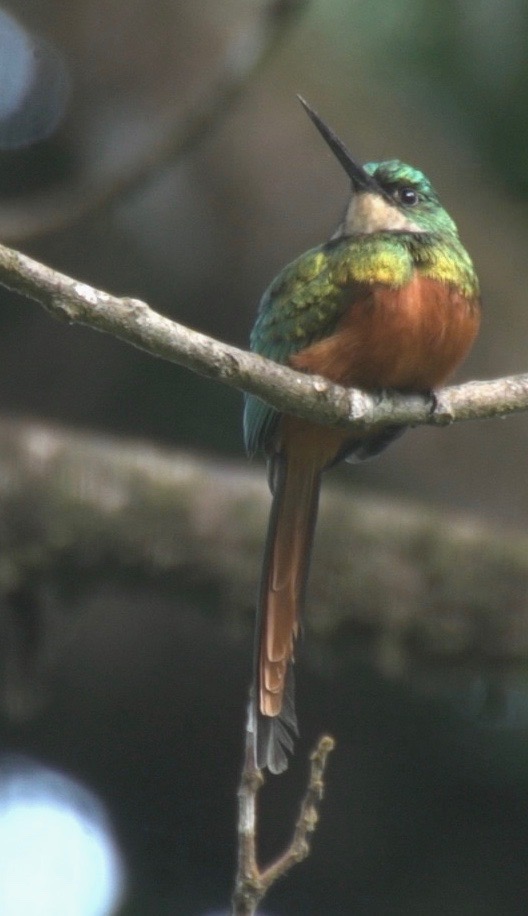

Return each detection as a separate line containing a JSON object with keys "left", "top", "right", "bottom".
{"left": 1, "top": 241, "right": 528, "bottom": 434}
{"left": 232, "top": 732, "right": 335, "bottom": 915}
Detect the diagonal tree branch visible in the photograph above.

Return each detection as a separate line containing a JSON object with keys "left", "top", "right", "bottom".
{"left": 0, "top": 239, "right": 527, "bottom": 433}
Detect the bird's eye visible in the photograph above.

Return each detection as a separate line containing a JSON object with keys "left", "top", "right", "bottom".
{"left": 396, "top": 187, "right": 419, "bottom": 206}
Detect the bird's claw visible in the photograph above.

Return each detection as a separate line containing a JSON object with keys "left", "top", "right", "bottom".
{"left": 426, "top": 390, "right": 438, "bottom": 415}
{"left": 373, "top": 387, "right": 394, "bottom": 406}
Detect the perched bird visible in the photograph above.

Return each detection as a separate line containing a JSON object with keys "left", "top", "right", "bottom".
{"left": 244, "top": 98, "right": 481, "bottom": 773}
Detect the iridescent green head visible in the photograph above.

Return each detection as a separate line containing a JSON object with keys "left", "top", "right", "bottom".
{"left": 299, "top": 97, "right": 459, "bottom": 239}
{"left": 359, "top": 159, "right": 458, "bottom": 237}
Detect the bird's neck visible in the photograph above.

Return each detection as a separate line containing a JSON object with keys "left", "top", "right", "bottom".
{"left": 411, "top": 233, "right": 480, "bottom": 298}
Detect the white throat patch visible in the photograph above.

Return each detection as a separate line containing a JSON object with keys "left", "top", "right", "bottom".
{"left": 339, "top": 192, "right": 422, "bottom": 236}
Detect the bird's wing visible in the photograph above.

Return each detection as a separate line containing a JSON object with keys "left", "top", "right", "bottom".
{"left": 243, "top": 241, "right": 354, "bottom": 456}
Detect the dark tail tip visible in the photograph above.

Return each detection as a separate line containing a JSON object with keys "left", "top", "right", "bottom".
{"left": 254, "top": 666, "right": 298, "bottom": 775}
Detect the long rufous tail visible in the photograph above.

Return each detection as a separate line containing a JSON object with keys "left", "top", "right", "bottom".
{"left": 253, "top": 446, "right": 322, "bottom": 773}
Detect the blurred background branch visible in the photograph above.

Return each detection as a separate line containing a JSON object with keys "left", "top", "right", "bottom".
{"left": 1, "top": 417, "right": 528, "bottom": 722}
{"left": 0, "top": 0, "right": 310, "bottom": 242}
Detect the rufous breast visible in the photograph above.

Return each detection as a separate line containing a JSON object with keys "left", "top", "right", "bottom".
{"left": 290, "top": 273, "right": 481, "bottom": 392}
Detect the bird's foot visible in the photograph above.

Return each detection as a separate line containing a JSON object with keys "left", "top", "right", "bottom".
{"left": 373, "top": 387, "right": 395, "bottom": 406}
{"left": 425, "top": 390, "right": 438, "bottom": 415}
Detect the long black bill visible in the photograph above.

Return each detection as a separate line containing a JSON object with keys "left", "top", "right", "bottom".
{"left": 298, "top": 95, "right": 387, "bottom": 198}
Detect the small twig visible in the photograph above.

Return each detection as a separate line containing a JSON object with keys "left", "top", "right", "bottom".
{"left": 0, "top": 0, "right": 310, "bottom": 242}
{"left": 232, "top": 712, "right": 264, "bottom": 916}
{"left": 232, "top": 707, "right": 335, "bottom": 916}
{"left": 1, "top": 239, "right": 528, "bottom": 435}
{"left": 260, "top": 736, "right": 336, "bottom": 886}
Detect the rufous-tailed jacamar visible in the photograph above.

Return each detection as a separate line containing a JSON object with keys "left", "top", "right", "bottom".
{"left": 244, "top": 98, "right": 481, "bottom": 774}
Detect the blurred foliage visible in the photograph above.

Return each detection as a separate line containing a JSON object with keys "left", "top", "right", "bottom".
{"left": 311, "top": 0, "right": 528, "bottom": 195}
{"left": 332, "top": 0, "right": 528, "bottom": 196}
